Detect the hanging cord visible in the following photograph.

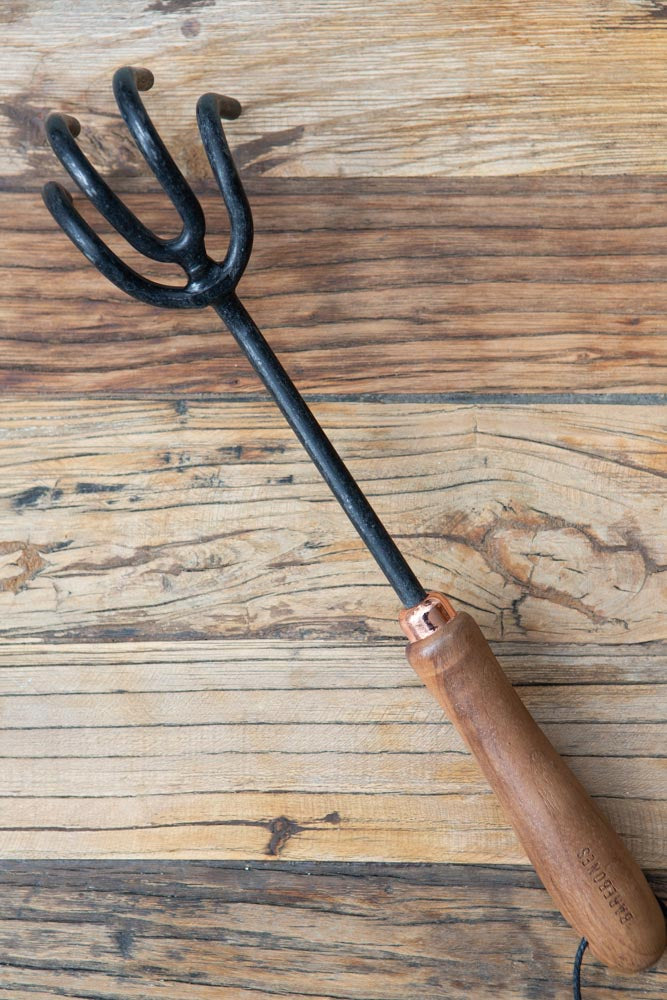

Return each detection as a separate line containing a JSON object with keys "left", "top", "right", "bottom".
{"left": 573, "top": 896, "right": 667, "bottom": 998}
{"left": 572, "top": 937, "right": 588, "bottom": 1000}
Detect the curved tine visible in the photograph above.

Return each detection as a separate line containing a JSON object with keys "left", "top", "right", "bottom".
{"left": 42, "top": 181, "right": 198, "bottom": 310}
{"left": 196, "top": 93, "right": 253, "bottom": 284}
{"left": 113, "top": 67, "right": 206, "bottom": 245}
{"left": 45, "top": 113, "right": 176, "bottom": 264}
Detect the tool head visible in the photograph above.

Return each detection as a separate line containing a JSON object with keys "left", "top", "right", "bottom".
{"left": 42, "top": 66, "right": 253, "bottom": 309}
{"left": 43, "top": 66, "right": 428, "bottom": 610}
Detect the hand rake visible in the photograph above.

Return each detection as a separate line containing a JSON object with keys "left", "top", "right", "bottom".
{"left": 42, "top": 66, "right": 665, "bottom": 976}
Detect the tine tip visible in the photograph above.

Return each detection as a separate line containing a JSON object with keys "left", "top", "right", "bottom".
{"left": 42, "top": 180, "right": 74, "bottom": 211}
{"left": 62, "top": 113, "right": 81, "bottom": 137}
{"left": 134, "top": 67, "right": 154, "bottom": 91}
{"left": 201, "top": 92, "right": 243, "bottom": 121}
{"left": 45, "top": 111, "right": 81, "bottom": 138}
{"left": 114, "top": 66, "right": 154, "bottom": 92}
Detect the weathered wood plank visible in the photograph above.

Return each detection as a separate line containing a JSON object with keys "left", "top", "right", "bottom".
{"left": 0, "top": 398, "right": 663, "bottom": 643}
{"left": 3, "top": 181, "right": 667, "bottom": 394}
{"left": 6, "top": 1, "right": 667, "bottom": 181}
{"left": 2, "top": 1, "right": 665, "bottom": 983}
{"left": 1, "top": 637, "right": 664, "bottom": 686}
{"left": 0, "top": 640, "right": 662, "bottom": 863}
{"left": 0, "top": 861, "right": 664, "bottom": 999}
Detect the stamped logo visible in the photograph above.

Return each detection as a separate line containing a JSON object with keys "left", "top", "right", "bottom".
{"left": 577, "top": 847, "right": 634, "bottom": 925}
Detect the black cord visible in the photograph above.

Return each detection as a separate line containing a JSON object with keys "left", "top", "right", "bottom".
{"left": 573, "top": 896, "right": 667, "bottom": 998}
{"left": 572, "top": 936, "right": 588, "bottom": 1000}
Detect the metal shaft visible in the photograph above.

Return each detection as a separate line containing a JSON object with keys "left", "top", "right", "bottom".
{"left": 214, "top": 294, "right": 426, "bottom": 608}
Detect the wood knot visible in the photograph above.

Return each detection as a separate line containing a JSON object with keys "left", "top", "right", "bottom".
{"left": 265, "top": 815, "right": 303, "bottom": 856}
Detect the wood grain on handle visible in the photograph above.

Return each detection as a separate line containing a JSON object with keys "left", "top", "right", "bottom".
{"left": 405, "top": 610, "right": 665, "bottom": 973}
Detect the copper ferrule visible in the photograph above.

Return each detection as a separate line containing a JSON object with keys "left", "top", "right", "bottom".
{"left": 399, "top": 591, "right": 456, "bottom": 642}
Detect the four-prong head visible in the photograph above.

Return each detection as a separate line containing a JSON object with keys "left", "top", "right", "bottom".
{"left": 42, "top": 66, "right": 253, "bottom": 309}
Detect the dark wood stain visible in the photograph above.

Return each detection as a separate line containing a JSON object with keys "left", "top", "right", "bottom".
{"left": 233, "top": 126, "right": 307, "bottom": 175}
{"left": 145, "top": 0, "right": 214, "bottom": 14}
{"left": 4, "top": 178, "right": 666, "bottom": 396}
{"left": 113, "top": 926, "right": 135, "bottom": 959}
{"left": 180, "top": 17, "right": 201, "bottom": 36}
{"left": 265, "top": 815, "right": 304, "bottom": 856}
{"left": 75, "top": 482, "right": 125, "bottom": 494}
{"left": 0, "top": 861, "right": 663, "bottom": 997}
{"left": 12, "top": 486, "right": 52, "bottom": 509}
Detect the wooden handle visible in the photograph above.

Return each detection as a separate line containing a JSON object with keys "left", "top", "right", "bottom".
{"left": 405, "top": 611, "right": 665, "bottom": 973}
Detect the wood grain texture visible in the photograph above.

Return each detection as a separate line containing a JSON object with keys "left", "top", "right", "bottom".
{"left": 6, "top": 1, "right": 667, "bottom": 181}
{"left": 0, "top": 397, "right": 663, "bottom": 643}
{"left": 406, "top": 611, "right": 665, "bottom": 971}
{"left": 0, "top": 861, "right": 664, "bottom": 1000}
{"left": 0, "top": 639, "right": 663, "bottom": 863}
{"left": 4, "top": 179, "right": 667, "bottom": 395}
{"left": 2, "top": 2, "right": 666, "bottom": 992}
{"left": 0, "top": 861, "right": 667, "bottom": 1000}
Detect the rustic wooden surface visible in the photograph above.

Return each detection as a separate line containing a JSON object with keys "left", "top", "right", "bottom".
{"left": 0, "top": 862, "right": 665, "bottom": 999}
{"left": 4, "top": 179, "right": 667, "bottom": 395}
{"left": 1, "top": 399, "right": 663, "bottom": 644}
{"left": 6, "top": 0, "right": 667, "bottom": 181}
{"left": 0, "top": 397, "right": 664, "bottom": 867}
{"left": 2, "top": 1, "right": 666, "bottom": 996}
{"left": 0, "top": 639, "right": 664, "bottom": 864}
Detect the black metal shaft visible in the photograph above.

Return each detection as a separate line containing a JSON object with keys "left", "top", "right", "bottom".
{"left": 214, "top": 295, "right": 426, "bottom": 608}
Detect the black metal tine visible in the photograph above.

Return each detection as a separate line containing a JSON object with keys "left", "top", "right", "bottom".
{"left": 197, "top": 93, "right": 253, "bottom": 285}
{"left": 42, "top": 68, "right": 238, "bottom": 308}
{"left": 42, "top": 66, "right": 427, "bottom": 604}
{"left": 45, "top": 112, "right": 177, "bottom": 264}
{"left": 42, "top": 181, "right": 202, "bottom": 309}
{"left": 112, "top": 67, "right": 206, "bottom": 249}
